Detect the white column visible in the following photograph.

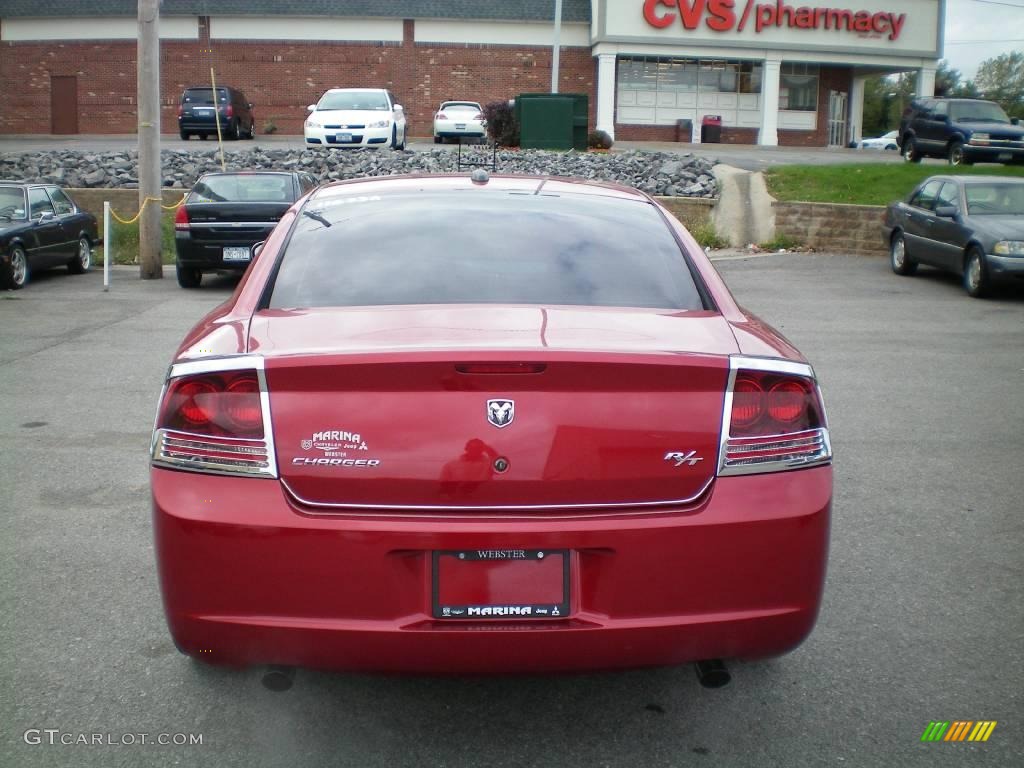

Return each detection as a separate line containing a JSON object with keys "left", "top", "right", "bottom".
{"left": 916, "top": 65, "right": 936, "bottom": 99}
{"left": 595, "top": 53, "right": 617, "bottom": 139}
{"left": 758, "top": 58, "right": 781, "bottom": 146}
{"left": 849, "top": 75, "right": 867, "bottom": 144}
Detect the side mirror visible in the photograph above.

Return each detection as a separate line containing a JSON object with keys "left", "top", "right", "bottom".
{"left": 1012, "top": 117, "right": 1020, "bottom": 126}
{"left": 37, "top": 210, "right": 55, "bottom": 222}
{"left": 935, "top": 205, "right": 958, "bottom": 219}
{"left": 393, "top": 104, "right": 404, "bottom": 112}
{"left": 307, "top": 104, "right": 316, "bottom": 112}
{"left": 251, "top": 241, "right": 266, "bottom": 260}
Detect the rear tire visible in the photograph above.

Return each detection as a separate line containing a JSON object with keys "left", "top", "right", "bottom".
{"left": 434, "top": 135, "right": 442, "bottom": 144}
{"left": 176, "top": 263, "right": 202, "bottom": 289}
{"left": 3, "top": 244, "right": 29, "bottom": 289}
{"left": 902, "top": 137, "right": 922, "bottom": 163}
{"left": 67, "top": 236, "right": 91, "bottom": 274}
{"left": 228, "top": 119, "right": 240, "bottom": 140}
{"left": 963, "top": 246, "right": 990, "bottom": 298}
{"left": 179, "top": 130, "right": 190, "bottom": 141}
{"left": 890, "top": 232, "right": 917, "bottom": 276}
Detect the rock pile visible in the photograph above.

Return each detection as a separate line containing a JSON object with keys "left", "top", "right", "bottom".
{"left": 0, "top": 147, "right": 718, "bottom": 197}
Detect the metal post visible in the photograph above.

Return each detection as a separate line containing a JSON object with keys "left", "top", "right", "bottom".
{"left": 550, "top": 0, "right": 563, "bottom": 93}
{"left": 103, "top": 201, "right": 111, "bottom": 291}
{"left": 137, "top": 0, "right": 162, "bottom": 279}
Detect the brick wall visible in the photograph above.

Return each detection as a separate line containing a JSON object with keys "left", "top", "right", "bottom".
{"left": 0, "top": 30, "right": 595, "bottom": 136}
{"left": 655, "top": 196, "right": 714, "bottom": 231}
{"left": 773, "top": 201, "right": 886, "bottom": 255}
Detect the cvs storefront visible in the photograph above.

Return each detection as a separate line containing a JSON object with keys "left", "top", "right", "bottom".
{"left": 590, "top": 0, "right": 944, "bottom": 145}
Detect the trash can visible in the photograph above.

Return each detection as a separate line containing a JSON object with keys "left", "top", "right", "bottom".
{"left": 701, "top": 115, "right": 722, "bottom": 143}
{"left": 676, "top": 118, "right": 693, "bottom": 142}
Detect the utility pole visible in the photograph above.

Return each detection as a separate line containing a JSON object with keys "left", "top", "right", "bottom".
{"left": 550, "top": 0, "right": 563, "bottom": 93}
{"left": 138, "top": 0, "right": 162, "bottom": 278}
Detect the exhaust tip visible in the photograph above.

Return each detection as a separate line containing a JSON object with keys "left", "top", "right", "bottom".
{"left": 694, "top": 659, "right": 731, "bottom": 689}
{"left": 261, "top": 666, "right": 296, "bottom": 692}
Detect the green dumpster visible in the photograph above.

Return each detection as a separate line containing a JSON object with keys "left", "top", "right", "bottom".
{"left": 516, "top": 93, "right": 589, "bottom": 151}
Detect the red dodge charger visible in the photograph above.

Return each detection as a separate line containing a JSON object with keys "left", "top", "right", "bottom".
{"left": 151, "top": 173, "right": 832, "bottom": 684}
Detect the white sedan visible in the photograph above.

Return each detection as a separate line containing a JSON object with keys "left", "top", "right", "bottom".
{"left": 433, "top": 101, "right": 486, "bottom": 144}
{"left": 859, "top": 130, "right": 899, "bottom": 150}
{"left": 304, "top": 88, "right": 406, "bottom": 149}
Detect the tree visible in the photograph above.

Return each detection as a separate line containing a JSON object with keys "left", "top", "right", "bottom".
{"left": 934, "top": 60, "right": 962, "bottom": 98}
{"left": 973, "top": 52, "right": 1024, "bottom": 118}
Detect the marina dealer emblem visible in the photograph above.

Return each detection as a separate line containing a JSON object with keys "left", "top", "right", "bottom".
{"left": 486, "top": 399, "right": 515, "bottom": 429}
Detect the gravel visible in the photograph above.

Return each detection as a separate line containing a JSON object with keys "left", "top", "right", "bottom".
{"left": 0, "top": 147, "right": 718, "bottom": 197}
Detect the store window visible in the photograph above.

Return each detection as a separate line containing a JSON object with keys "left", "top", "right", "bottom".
{"left": 779, "top": 63, "right": 819, "bottom": 111}
{"left": 618, "top": 56, "right": 758, "bottom": 95}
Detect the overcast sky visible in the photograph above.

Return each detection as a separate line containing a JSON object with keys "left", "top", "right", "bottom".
{"left": 943, "top": 0, "right": 1024, "bottom": 80}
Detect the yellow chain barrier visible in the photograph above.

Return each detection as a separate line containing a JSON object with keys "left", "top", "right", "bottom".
{"left": 108, "top": 193, "right": 187, "bottom": 226}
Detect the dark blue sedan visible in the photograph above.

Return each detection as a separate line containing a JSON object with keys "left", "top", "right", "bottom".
{"left": 883, "top": 175, "right": 1024, "bottom": 297}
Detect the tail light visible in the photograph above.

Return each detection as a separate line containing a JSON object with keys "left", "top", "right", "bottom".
{"left": 174, "top": 205, "right": 189, "bottom": 231}
{"left": 177, "top": 104, "right": 183, "bottom": 117}
{"left": 718, "top": 357, "right": 831, "bottom": 476}
{"left": 151, "top": 358, "right": 277, "bottom": 477}
{"left": 225, "top": 104, "right": 234, "bottom": 119}
{"left": 474, "top": 112, "right": 484, "bottom": 121}
{"left": 436, "top": 112, "right": 447, "bottom": 120}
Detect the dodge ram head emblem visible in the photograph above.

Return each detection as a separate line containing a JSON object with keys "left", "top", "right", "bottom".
{"left": 486, "top": 399, "right": 515, "bottom": 428}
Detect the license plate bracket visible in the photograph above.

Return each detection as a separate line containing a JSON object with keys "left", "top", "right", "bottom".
{"left": 433, "top": 549, "right": 569, "bottom": 620}
{"left": 336, "top": 132, "right": 353, "bottom": 143}
{"left": 222, "top": 246, "right": 251, "bottom": 262}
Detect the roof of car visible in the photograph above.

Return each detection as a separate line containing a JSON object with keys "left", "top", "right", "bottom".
{"left": 310, "top": 174, "right": 651, "bottom": 204}
{"left": 923, "top": 175, "right": 1024, "bottom": 184}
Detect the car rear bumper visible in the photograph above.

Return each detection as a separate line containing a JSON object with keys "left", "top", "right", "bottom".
{"left": 174, "top": 237, "right": 261, "bottom": 271}
{"left": 152, "top": 465, "right": 831, "bottom": 674}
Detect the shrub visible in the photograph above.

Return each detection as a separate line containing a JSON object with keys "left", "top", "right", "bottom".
{"left": 482, "top": 100, "right": 519, "bottom": 147}
{"left": 262, "top": 120, "right": 278, "bottom": 135}
{"left": 689, "top": 222, "right": 729, "bottom": 250}
{"left": 587, "top": 130, "right": 613, "bottom": 150}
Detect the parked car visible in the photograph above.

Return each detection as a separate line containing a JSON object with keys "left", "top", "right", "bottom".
{"left": 898, "top": 98, "right": 1024, "bottom": 166}
{"left": 883, "top": 175, "right": 1024, "bottom": 297}
{"left": 178, "top": 85, "right": 255, "bottom": 141}
{"left": 304, "top": 88, "right": 407, "bottom": 149}
{"left": 433, "top": 100, "right": 486, "bottom": 143}
{"left": 0, "top": 182, "right": 97, "bottom": 290}
{"left": 173, "top": 171, "right": 318, "bottom": 288}
{"left": 151, "top": 172, "right": 833, "bottom": 679}
{"left": 858, "top": 130, "right": 898, "bottom": 150}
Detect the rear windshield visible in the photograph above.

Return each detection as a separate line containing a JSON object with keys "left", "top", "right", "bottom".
{"left": 442, "top": 103, "right": 481, "bottom": 111}
{"left": 965, "top": 183, "right": 1024, "bottom": 215}
{"left": 182, "top": 88, "right": 226, "bottom": 105}
{"left": 318, "top": 91, "right": 389, "bottom": 111}
{"left": 0, "top": 186, "right": 27, "bottom": 220}
{"left": 189, "top": 175, "right": 294, "bottom": 203}
{"left": 268, "top": 191, "right": 706, "bottom": 310}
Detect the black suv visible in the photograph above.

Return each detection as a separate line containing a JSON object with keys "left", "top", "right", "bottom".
{"left": 898, "top": 98, "right": 1024, "bottom": 166}
{"left": 177, "top": 86, "right": 255, "bottom": 141}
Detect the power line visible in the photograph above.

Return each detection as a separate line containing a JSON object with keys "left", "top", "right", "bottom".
{"left": 946, "top": 38, "right": 1024, "bottom": 44}
{"left": 969, "top": 0, "right": 1024, "bottom": 7}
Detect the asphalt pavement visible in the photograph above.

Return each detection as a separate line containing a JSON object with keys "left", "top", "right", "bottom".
{"left": 1, "top": 255, "right": 1022, "bottom": 767}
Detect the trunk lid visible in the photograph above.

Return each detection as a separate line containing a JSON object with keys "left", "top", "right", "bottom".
{"left": 253, "top": 306, "right": 736, "bottom": 510}
{"left": 185, "top": 202, "right": 292, "bottom": 244}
